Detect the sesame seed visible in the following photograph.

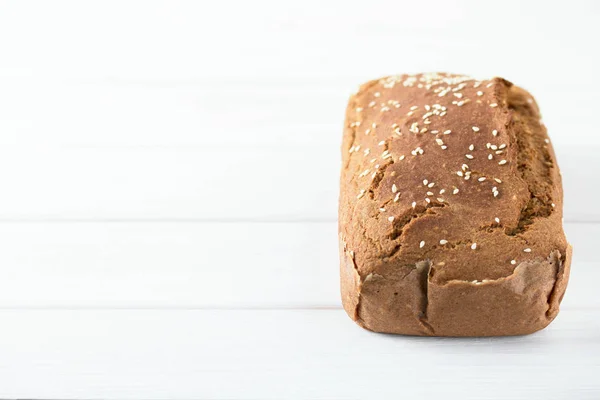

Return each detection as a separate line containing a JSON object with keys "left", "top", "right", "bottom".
{"left": 357, "top": 190, "right": 365, "bottom": 199}
{"left": 412, "top": 201, "right": 417, "bottom": 208}
{"left": 499, "top": 144, "right": 507, "bottom": 149}
{"left": 436, "top": 138, "right": 444, "bottom": 145}
{"left": 420, "top": 241, "right": 425, "bottom": 248}
{"left": 444, "top": 130, "right": 452, "bottom": 134}
{"left": 425, "top": 198, "right": 431, "bottom": 203}
{"left": 486, "top": 82, "right": 494, "bottom": 88}
{"left": 488, "top": 154, "right": 493, "bottom": 160}
{"left": 439, "top": 189, "right": 445, "bottom": 194}
{"left": 431, "top": 130, "right": 439, "bottom": 134}
{"left": 379, "top": 207, "right": 386, "bottom": 212}
{"left": 457, "top": 171, "right": 464, "bottom": 177}
{"left": 378, "top": 140, "right": 385, "bottom": 146}
{"left": 544, "top": 138, "right": 550, "bottom": 144}
{"left": 498, "top": 160, "right": 507, "bottom": 165}
{"left": 465, "top": 154, "right": 474, "bottom": 159}
{"left": 462, "top": 164, "right": 469, "bottom": 170}
{"left": 368, "top": 101, "right": 376, "bottom": 107}
{"left": 478, "top": 177, "right": 486, "bottom": 182}
{"left": 453, "top": 188, "right": 459, "bottom": 194}
{"left": 440, "top": 239, "right": 448, "bottom": 245}
{"left": 552, "top": 203, "right": 556, "bottom": 207}
{"left": 469, "top": 144, "right": 474, "bottom": 151}
{"left": 399, "top": 155, "right": 405, "bottom": 161}
{"left": 476, "top": 91, "right": 483, "bottom": 96}
{"left": 490, "top": 144, "right": 498, "bottom": 150}
{"left": 428, "top": 182, "right": 435, "bottom": 188}
{"left": 356, "top": 107, "right": 363, "bottom": 112}
{"left": 511, "top": 260, "right": 516, "bottom": 265}
{"left": 494, "top": 178, "right": 502, "bottom": 183}
{"left": 440, "top": 111, "right": 447, "bottom": 116}
{"left": 472, "top": 126, "right": 480, "bottom": 132}
{"left": 495, "top": 150, "right": 504, "bottom": 155}
{"left": 410, "top": 105, "right": 418, "bottom": 110}
{"left": 524, "top": 248, "right": 532, "bottom": 253}
{"left": 426, "top": 191, "right": 434, "bottom": 196}
{"left": 492, "top": 130, "right": 498, "bottom": 137}
{"left": 490, "top": 103, "right": 498, "bottom": 108}
{"left": 392, "top": 184, "right": 398, "bottom": 193}
{"left": 423, "top": 179, "right": 428, "bottom": 186}
{"left": 388, "top": 216, "right": 394, "bottom": 222}
{"left": 437, "top": 197, "right": 445, "bottom": 202}
{"left": 425, "top": 105, "right": 431, "bottom": 111}
{"left": 394, "top": 193, "right": 401, "bottom": 202}
{"left": 441, "top": 145, "right": 447, "bottom": 150}
{"left": 471, "top": 243, "right": 477, "bottom": 250}
{"left": 495, "top": 217, "right": 500, "bottom": 223}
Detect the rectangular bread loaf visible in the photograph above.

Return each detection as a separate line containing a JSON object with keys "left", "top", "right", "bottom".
{"left": 339, "top": 73, "right": 572, "bottom": 336}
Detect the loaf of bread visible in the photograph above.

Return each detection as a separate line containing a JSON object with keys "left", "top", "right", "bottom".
{"left": 339, "top": 73, "right": 572, "bottom": 336}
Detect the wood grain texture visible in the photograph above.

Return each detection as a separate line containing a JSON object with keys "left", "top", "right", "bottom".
{"left": 0, "top": 309, "right": 598, "bottom": 399}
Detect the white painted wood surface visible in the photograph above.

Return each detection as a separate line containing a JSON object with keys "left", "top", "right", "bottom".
{"left": 0, "top": 0, "right": 598, "bottom": 398}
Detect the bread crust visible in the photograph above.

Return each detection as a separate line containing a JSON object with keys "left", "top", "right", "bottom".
{"left": 339, "top": 73, "right": 571, "bottom": 336}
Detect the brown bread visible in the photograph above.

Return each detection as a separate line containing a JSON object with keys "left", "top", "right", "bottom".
{"left": 339, "top": 73, "right": 571, "bottom": 336}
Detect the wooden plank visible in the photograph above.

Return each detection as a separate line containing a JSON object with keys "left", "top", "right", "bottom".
{"left": 0, "top": 222, "right": 594, "bottom": 308}
{"left": 0, "top": 79, "right": 596, "bottom": 150}
{"left": 0, "top": 147, "right": 593, "bottom": 221}
{"left": 0, "top": 309, "right": 597, "bottom": 399}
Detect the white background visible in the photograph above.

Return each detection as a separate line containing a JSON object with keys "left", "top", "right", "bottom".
{"left": 0, "top": 0, "right": 598, "bottom": 398}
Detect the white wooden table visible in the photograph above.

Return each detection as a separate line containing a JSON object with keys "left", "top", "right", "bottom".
{"left": 0, "top": 1, "right": 598, "bottom": 398}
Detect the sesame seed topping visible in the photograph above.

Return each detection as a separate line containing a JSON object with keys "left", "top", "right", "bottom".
{"left": 378, "top": 140, "right": 386, "bottom": 146}
{"left": 444, "top": 130, "right": 452, "bottom": 134}
{"left": 394, "top": 192, "right": 401, "bottom": 202}
{"left": 437, "top": 197, "right": 445, "bottom": 202}
{"left": 490, "top": 103, "right": 498, "bottom": 108}
{"left": 439, "top": 189, "right": 445, "bottom": 194}
{"left": 488, "top": 154, "right": 493, "bottom": 160}
{"left": 427, "top": 191, "right": 434, "bottom": 196}
{"left": 356, "top": 107, "right": 363, "bottom": 112}
{"left": 544, "top": 138, "right": 550, "bottom": 144}
{"left": 494, "top": 178, "right": 502, "bottom": 183}
{"left": 392, "top": 184, "right": 398, "bottom": 193}
{"left": 441, "top": 145, "right": 447, "bottom": 150}
{"left": 492, "top": 130, "right": 498, "bottom": 137}
{"left": 453, "top": 188, "right": 459, "bottom": 194}
{"left": 412, "top": 201, "right": 417, "bottom": 208}
{"left": 410, "top": 105, "right": 418, "bottom": 110}
{"left": 478, "top": 177, "right": 486, "bottom": 182}
{"left": 388, "top": 216, "right": 394, "bottom": 222}
{"left": 465, "top": 154, "right": 474, "bottom": 159}
{"left": 379, "top": 208, "right": 386, "bottom": 212}
{"left": 495, "top": 217, "right": 500, "bottom": 223}
{"left": 524, "top": 248, "right": 532, "bottom": 253}
{"left": 440, "top": 239, "right": 448, "bottom": 245}
{"left": 498, "top": 160, "right": 507, "bottom": 165}
{"left": 469, "top": 144, "right": 474, "bottom": 151}
{"left": 476, "top": 91, "right": 483, "bottom": 96}
{"left": 499, "top": 144, "right": 507, "bottom": 149}
{"left": 399, "top": 155, "right": 405, "bottom": 161}
{"left": 511, "top": 260, "right": 516, "bottom": 265}
{"left": 425, "top": 198, "right": 431, "bottom": 203}
{"left": 368, "top": 101, "right": 376, "bottom": 107}
{"left": 436, "top": 138, "right": 444, "bottom": 145}
{"left": 472, "top": 126, "right": 480, "bottom": 132}
{"left": 457, "top": 171, "right": 464, "bottom": 177}
{"left": 428, "top": 182, "right": 435, "bottom": 188}
{"left": 471, "top": 243, "right": 477, "bottom": 250}
{"left": 420, "top": 241, "right": 425, "bottom": 248}
{"left": 374, "top": 92, "right": 380, "bottom": 97}
{"left": 423, "top": 179, "right": 428, "bottom": 186}
{"left": 357, "top": 190, "right": 365, "bottom": 199}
